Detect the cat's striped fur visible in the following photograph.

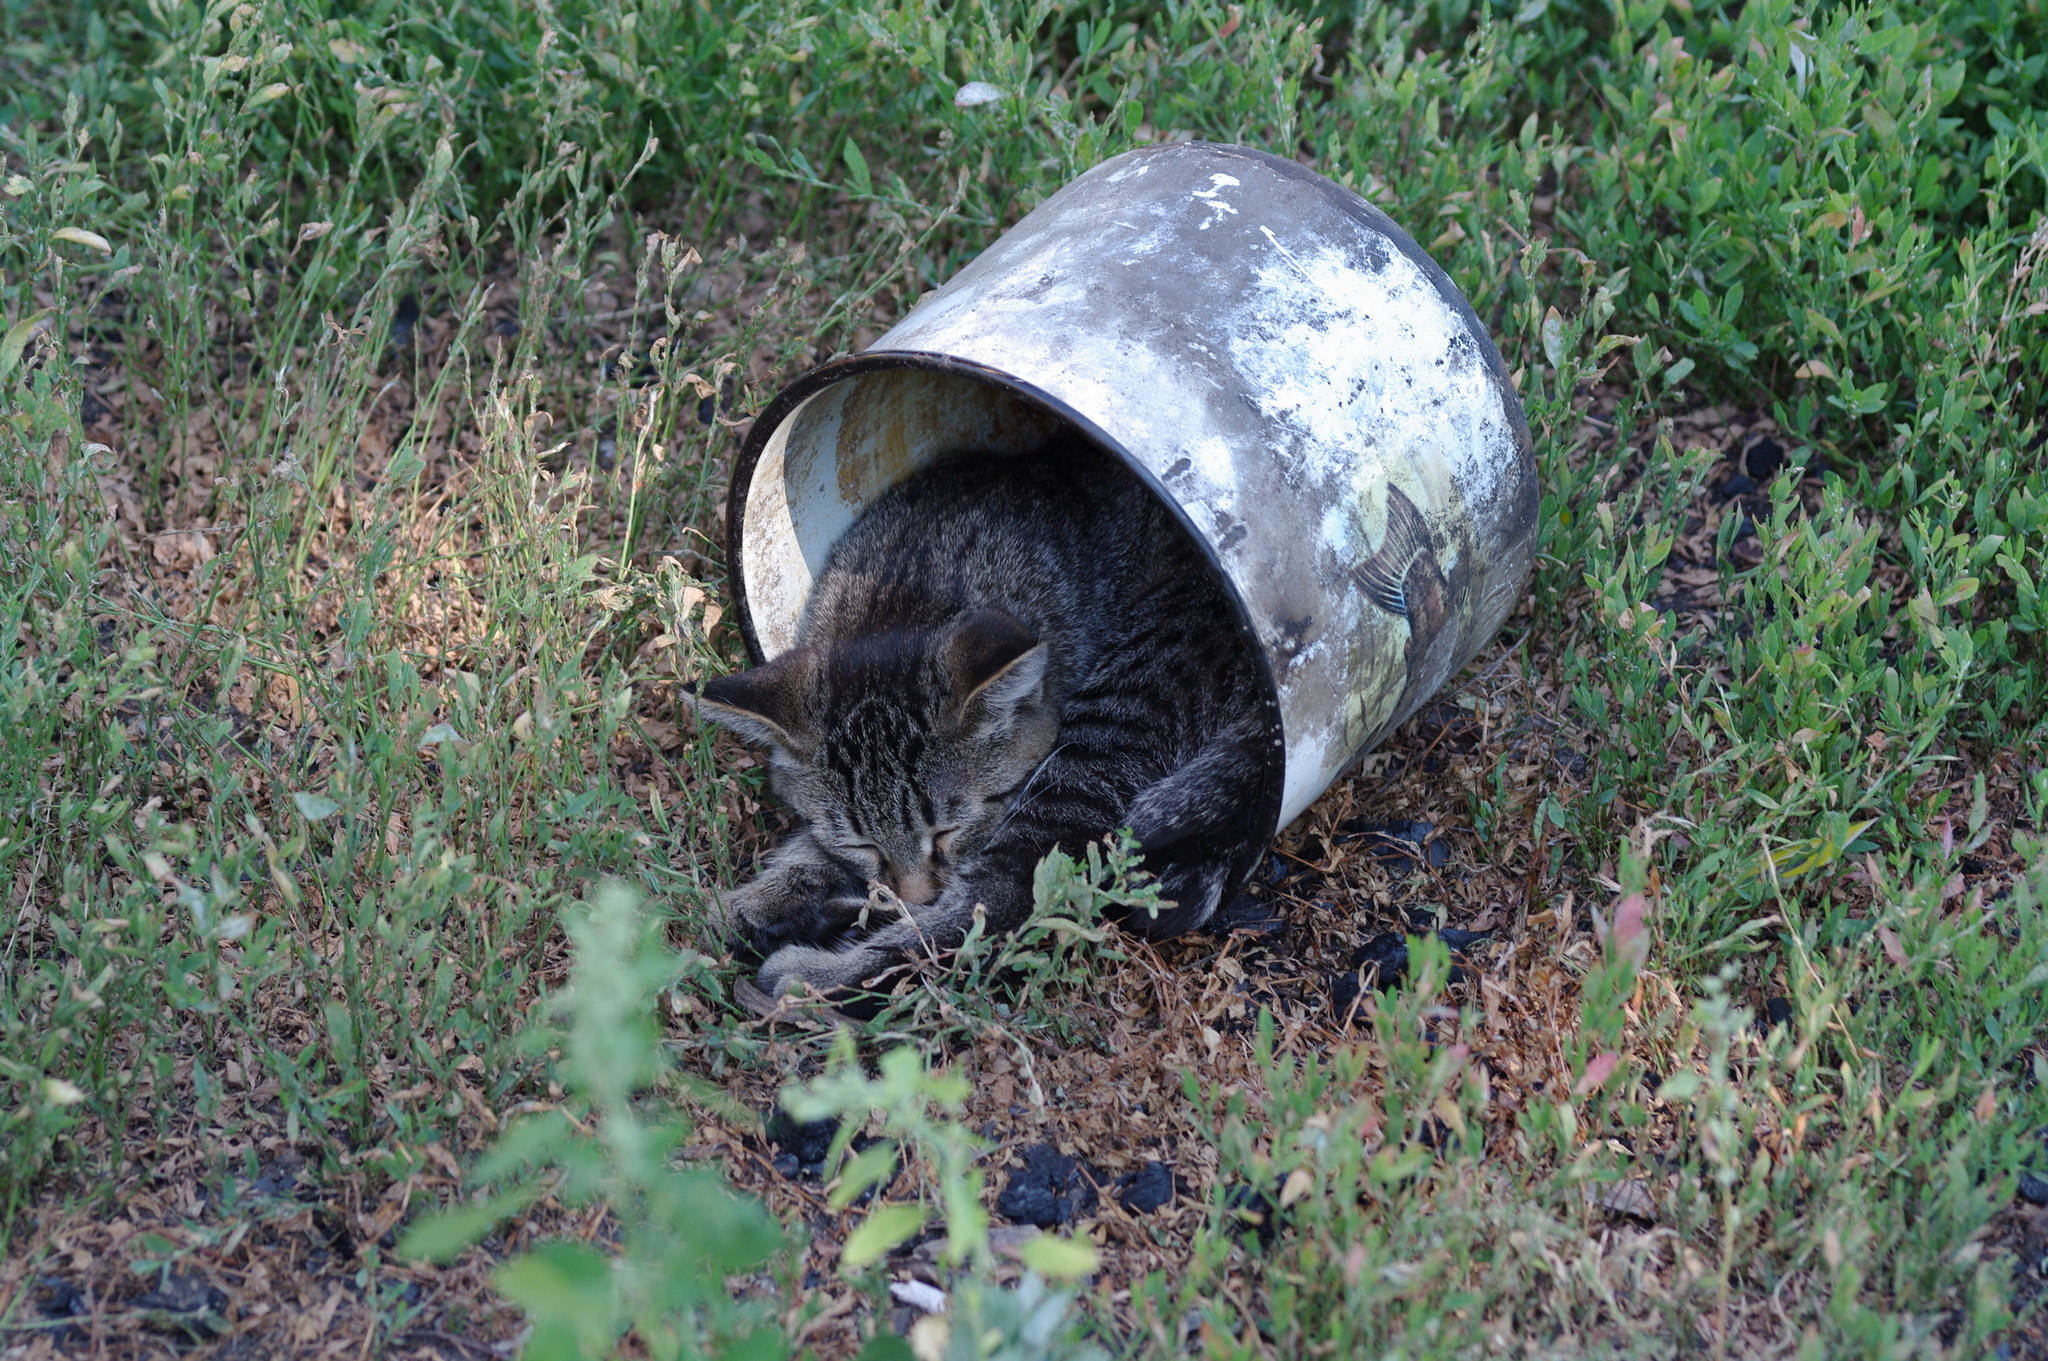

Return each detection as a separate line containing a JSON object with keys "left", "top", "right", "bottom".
{"left": 698, "top": 436, "right": 1265, "bottom": 996}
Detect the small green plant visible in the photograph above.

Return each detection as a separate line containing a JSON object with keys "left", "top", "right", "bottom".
{"left": 400, "top": 882, "right": 787, "bottom": 1361}
{"left": 856, "top": 830, "right": 1164, "bottom": 1046}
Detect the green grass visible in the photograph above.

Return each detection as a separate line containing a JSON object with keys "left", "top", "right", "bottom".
{"left": 3, "top": 0, "right": 2047, "bottom": 1356}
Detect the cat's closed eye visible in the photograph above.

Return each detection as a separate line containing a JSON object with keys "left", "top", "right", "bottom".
{"left": 835, "top": 842, "right": 884, "bottom": 875}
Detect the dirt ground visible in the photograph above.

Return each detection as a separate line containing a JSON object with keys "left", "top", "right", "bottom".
{"left": 4, "top": 280, "right": 2042, "bottom": 1357}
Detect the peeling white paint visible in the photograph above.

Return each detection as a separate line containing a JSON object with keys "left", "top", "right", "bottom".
{"left": 1231, "top": 231, "right": 1509, "bottom": 506}
{"left": 1191, "top": 172, "right": 1241, "bottom": 229}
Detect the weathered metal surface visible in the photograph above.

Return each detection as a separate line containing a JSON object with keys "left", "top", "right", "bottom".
{"left": 729, "top": 141, "right": 1535, "bottom": 852}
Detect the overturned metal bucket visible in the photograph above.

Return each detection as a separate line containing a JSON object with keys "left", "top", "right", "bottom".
{"left": 727, "top": 141, "right": 1535, "bottom": 871}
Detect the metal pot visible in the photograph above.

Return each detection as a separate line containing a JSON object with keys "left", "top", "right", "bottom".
{"left": 727, "top": 141, "right": 1535, "bottom": 867}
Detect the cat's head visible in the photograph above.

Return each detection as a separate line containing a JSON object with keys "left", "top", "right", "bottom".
{"left": 695, "top": 607, "right": 1056, "bottom": 904}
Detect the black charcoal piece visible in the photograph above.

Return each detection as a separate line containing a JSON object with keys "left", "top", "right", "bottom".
{"left": 1336, "top": 928, "right": 1482, "bottom": 1014}
{"left": 1350, "top": 932, "right": 1411, "bottom": 977}
{"left": 38, "top": 1277, "right": 86, "bottom": 1318}
{"left": 1208, "top": 895, "right": 1286, "bottom": 936}
{"left": 1344, "top": 818, "right": 1433, "bottom": 846}
{"left": 1331, "top": 970, "right": 1365, "bottom": 1019}
{"left": 765, "top": 1109, "right": 838, "bottom": 1166}
{"left": 135, "top": 1272, "right": 228, "bottom": 1318}
{"left": 1762, "top": 996, "right": 1793, "bottom": 1030}
{"left": 1716, "top": 472, "right": 1757, "bottom": 501}
{"left": 249, "top": 1154, "right": 303, "bottom": 1197}
{"left": 1340, "top": 819, "right": 1444, "bottom": 876}
{"left": 389, "top": 293, "right": 419, "bottom": 349}
{"left": 1223, "top": 1183, "right": 1279, "bottom": 1246}
{"left": 1119, "top": 1161, "right": 1174, "bottom": 1214}
{"left": 1744, "top": 437, "right": 1785, "bottom": 480}
{"left": 997, "top": 1143, "right": 1101, "bottom": 1228}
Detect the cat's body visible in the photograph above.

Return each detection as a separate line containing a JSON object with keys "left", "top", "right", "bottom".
{"left": 698, "top": 437, "right": 1267, "bottom": 996}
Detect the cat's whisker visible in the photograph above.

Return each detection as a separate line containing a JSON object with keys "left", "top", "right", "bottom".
{"left": 990, "top": 741, "right": 1079, "bottom": 837}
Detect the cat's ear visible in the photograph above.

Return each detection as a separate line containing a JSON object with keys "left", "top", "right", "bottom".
{"left": 692, "top": 648, "right": 818, "bottom": 757}
{"left": 943, "top": 608, "right": 1048, "bottom": 727}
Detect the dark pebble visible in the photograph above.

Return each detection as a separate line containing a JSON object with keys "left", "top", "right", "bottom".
{"left": 997, "top": 1143, "right": 1101, "bottom": 1228}
{"left": 1762, "top": 996, "right": 1793, "bottom": 1031}
{"left": 595, "top": 429, "right": 617, "bottom": 471}
{"left": 765, "top": 1109, "right": 838, "bottom": 1166}
{"left": 1961, "top": 855, "right": 1991, "bottom": 876}
{"left": 1716, "top": 472, "right": 1757, "bottom": 501}
{"left": 698, "top": 395, "right": 717, "bottom": 426}
{"left": 1438, "top": 927, "right": 1492, "bottom": 951}
{"left": 771, "top": 1152, "right": 800, "bottom": 1179}
{"left": 492, "top": 316, "right": 521, "bottom": 337}
{"left": 842, "top": 1135, "right": 899, "bottom": 1204}
{"left": 1417, "top": 1114, "right": 1456, "bottom": 1151}
{"left": 1744, "top": 437, "right": 1785, "bottom": 480}
{"left": 2018, "top": 1170, "right": 2048, "bottom": 1206}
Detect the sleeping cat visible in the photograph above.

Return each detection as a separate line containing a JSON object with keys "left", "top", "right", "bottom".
{"left": 696, "top": 435, "right": 1268, "bottom": 997}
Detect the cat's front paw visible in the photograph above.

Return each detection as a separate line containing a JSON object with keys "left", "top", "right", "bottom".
{"left": 757, "top": 941, "right": 903, "bottom": 998}
{"left": 718, "top": 873, "right": 859, "bottom": 957}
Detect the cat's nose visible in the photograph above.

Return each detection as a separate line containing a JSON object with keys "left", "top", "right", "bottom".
{"left": 894, "top": 869, "right": 939, "bottom": 906}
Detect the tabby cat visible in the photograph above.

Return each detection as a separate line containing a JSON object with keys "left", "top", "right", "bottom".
{"left": 696, "top": 435, "right": 1268, "bottom": 996}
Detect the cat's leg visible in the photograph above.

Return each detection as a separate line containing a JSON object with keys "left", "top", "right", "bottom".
{"left": 715, "top": 829, "right": 868, "bottom": 956}
{"left": 756, "top": 915, "right": 936, "bottom": 996}
{"left": 756, "top": 847, "right": 1042, "bottom": 995}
